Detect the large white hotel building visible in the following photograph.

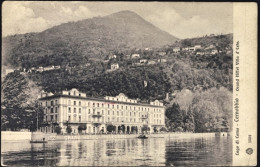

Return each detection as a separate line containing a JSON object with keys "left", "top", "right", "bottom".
{"left": 39, "top": 88, "right": 165, "bottom": 134}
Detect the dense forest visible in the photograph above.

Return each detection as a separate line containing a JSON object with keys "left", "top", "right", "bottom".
{"left": 163, "top": 52, "right": 233, "bottom": 91}
{"left": 27, "top": 65, "right": 172, "bottom": 101}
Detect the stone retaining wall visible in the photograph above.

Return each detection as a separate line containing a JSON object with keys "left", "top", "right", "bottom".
{"left": 1, "top": 131, "right": 32, "bottom": 141}
{"left": 2, "top": 131, "right": 219, "bottom": 142}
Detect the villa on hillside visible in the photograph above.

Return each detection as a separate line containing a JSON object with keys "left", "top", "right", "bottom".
{"left": 182, "top": 47, "right": 195, "bottom": 51}
{"left": 173, "top": 47, "right": 181, "bottom": 53}
{"left": 211, "top": 49, "right": 218, "bottom": 55}
{"left": 140, "top": 59, "right": 148, "bottom": 64}
{"left": 5, "top": 68, "right": 15, "bottom": 74}
{"left": 2, "top": 68, "right": 16, "bottom": 77}
{"left": 131, "top": 54, "right": 140, "bottom": 59}
{"left": 196, "top": 51, "right": 205, "bottom": 55}
{"left": 109, "top": 55, "right": 117, "bottom": 59}
{"left": 125, "top": 55, "right": 131, "bottom": 59}
{"left": 44, "top": 66, "right": 55, "bottom": 71}
{"left": 39, "top": 88, "right": 165, "bottom": 134}
{"left": 147, "top": 60, "right": 156, "bottom": 65}
{"left": 31, "top": 65, "right": 61, "bottom": 73}
{"left": 194, "top": 45, "right": 202, "bottom": 50}
{"left": 145, "top": 48, "right": 152, "bottom": 51}
{"left": 180, "top": 45, "right": 203, "bottom": 53}
{"left": 188, "top": 47, "right": 195, "bottom": 51}
{"left": 158, "top": 58, "right": 167, "bottom": 63}
{"left": 111, "top": 63, "right": 119, "bottom": 70}
{"left": 37, "top": 67, "right": 44, "bottom": 72}
{"left": 158, "top": 52, "right": 166, "bottom": 56}
{"left": 206, "top": 44, "right": 215, "bottom": 50}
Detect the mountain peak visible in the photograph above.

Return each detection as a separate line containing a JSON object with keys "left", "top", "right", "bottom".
{"left": 111, "top": 10, "right": 139, "bottom": 16}
{"left": 3, "top": 10, "right": 179, "bottom": 67}
{"left": 107, "top": 10, "right": 142, "bottom": 19}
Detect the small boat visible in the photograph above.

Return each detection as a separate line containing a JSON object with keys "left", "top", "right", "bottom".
{"left": 137, "top": 134, "right": 148, "bottom": 139}
{"left": 30, "top": 140, "right": 48, "bottom": 143}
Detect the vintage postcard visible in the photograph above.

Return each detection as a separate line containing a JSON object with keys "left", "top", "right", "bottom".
{"left": 1, "top": 2, "right": 257, "bottom": 166}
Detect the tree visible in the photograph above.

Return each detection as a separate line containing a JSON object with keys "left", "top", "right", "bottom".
{"left": 160, "top": 127, "right": 167, "bottom": 132}
{"left": 188, "top": 87, "right": 232, "bottom": 132}
{"left": 142, "top": 125, "right": 150, "bottom": 133}
{"left": 173, "top": 89, "right": 194, "bottom": 113}
{"left": 184, "top": 108, "right": 195, "bottom": 132}
{"left": 221, "top": 116, "right": 230, "bottom": 132}
{"left": 106, "top": 124, "right": 115, "bottom": 133}
{"left": 1, "top": 72, "right": 43, "bottom": 131}
{"left": 153, "top": 126, "right": 158, "bottom": 133}
{"left": 66, "top": 126, "right": 72, "bottom": 134}
{"left": 78, "top": 124, "right": 87, "bottom": 134}
{"left": 175, "top": 127, "right": 184, "bottom": 132}
{"left": 55, "top": 126, "right": 62, "bottom": 134}
{"left": 165, "top": 103, "right": 184, "bottom": 131}
{"left": 181, "top": 39, "right": 192, "bottom": 47}
{"left": 131, "top": 126, "right": 138, "bottom": 133}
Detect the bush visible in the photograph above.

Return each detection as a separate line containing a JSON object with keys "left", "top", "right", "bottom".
{"left": 153, "top": 127, "right": 158, "bottom": 133}
{"left": 142, "top": 126, "right": 150, "bottom": 132}
{"left": 175, "top": 127, "right": 184, "bottom": 132}
{"left": 106, "top": 124, "right": 116, "bottom": 132}
{"left": 160, "top": 127, "right": 167, "bottom": 132}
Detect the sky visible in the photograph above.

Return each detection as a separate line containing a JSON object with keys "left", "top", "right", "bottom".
{"left": 2, "top": 2, "right": 233, "bottom": 39}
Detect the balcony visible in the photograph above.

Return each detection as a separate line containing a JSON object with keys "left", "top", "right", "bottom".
{"left": 106, "top": 121, "right": 113, "bottom": 124}
{"left": 141, "top": 116, "right": 148, "bottom": 119}
{"left": 66, "top": 121, "right": 87, "bottom": 124}
{"left": 92, "top": 122, "right": 102, "bottom": 126}
{"left": 92, "top": 114, "right": 102, "bottom": 118}
{"left": 43, "top": 120, "right": 59, "bottom": 126}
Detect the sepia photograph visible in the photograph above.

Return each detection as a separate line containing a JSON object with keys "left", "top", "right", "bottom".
{"left": 1, "top": 1, "right": 257, "bottom": 166}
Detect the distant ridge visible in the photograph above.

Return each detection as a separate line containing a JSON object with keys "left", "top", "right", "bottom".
{"left": 2, "top": 10, "right": 178, "bottom": 67}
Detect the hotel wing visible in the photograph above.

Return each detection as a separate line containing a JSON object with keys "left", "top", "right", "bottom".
{"left": 39, "top": 88, "right": 165, "bottom": 134}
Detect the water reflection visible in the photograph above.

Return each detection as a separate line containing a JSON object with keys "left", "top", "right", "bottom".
{"left": 165, "top": 137, "right": 232, "bottom": 166}
{"left": 2, "top": 136, "right": 231, "bottom": 166}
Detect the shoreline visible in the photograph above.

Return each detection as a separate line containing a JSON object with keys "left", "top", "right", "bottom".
{"left": 2, "top": 131, "right": 229, "bottom": 142}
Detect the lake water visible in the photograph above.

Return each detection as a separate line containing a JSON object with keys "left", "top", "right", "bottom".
{"left": 1, "top": 135, "right": 232, "bottom": 166}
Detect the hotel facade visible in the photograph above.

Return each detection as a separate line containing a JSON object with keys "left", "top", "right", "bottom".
{"left": 39, "top": 88, "right": 165, "bottom": 134}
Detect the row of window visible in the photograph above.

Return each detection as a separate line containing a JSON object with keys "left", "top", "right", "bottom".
{"left": 67, "top": 108, "right": 162, "bottom": 118}
{"left": 45, "top": 107, "right": 162, "bottom": 119}
{"left": 45, "top": 107, "right": 58, "bottom": 114}
{"left": 68, "top": 91, "right": 81, "bottom": 96}
{"left": 43, "top": 100, "right": 162, "bottom": 113}
{"left": 66, "top": 108, "right": 152, "bottom": 117}
{"left": 106, "top": 97, "right": 136, "bottom": 103}
{"left": 86, "top": 108, "right": 151, "bottom": 118}
{"left": 154, "top": 114, "right": 161, "bottom": 118}
{"left": 68, "top": 115, "right": 82, "bottom": 122}
{"left": 68, "top": 107, "right": 81, "bottom": 114}
{"left": 65, "top": 115, "right": 163, "bottom": 124}
{"left": 46, "top": 114, "right": 162, "bottom": 124}
{"left": 46, "top": 115, "right": 58, "bottom": 122}
{"left": 50, "top": 100, "right": 58, "bottom": 106}
{"left": 68, "top": 115, "right": 161, "bottom": 123}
